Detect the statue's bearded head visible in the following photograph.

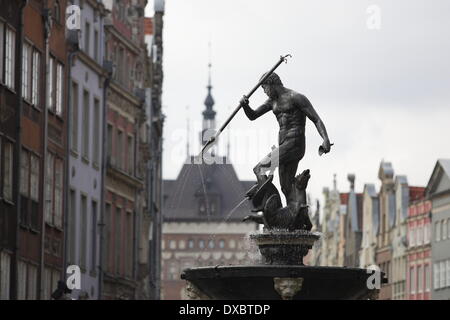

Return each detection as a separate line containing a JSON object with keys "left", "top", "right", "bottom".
{"left": 260, "top": 72, "right": 283, "bottom": 99}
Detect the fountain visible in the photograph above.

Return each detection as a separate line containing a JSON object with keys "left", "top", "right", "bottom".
{"left": 181, "top": 171, "right": 386, "bottom": 300}
{"left": 181, "top": 56, "right": 386, "bottom": 300}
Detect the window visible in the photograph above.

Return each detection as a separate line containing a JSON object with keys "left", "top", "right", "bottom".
{"left": 118, "top": 47, "right": 124, "bottom": 84}
{"left": 84, "top": 22, "right": 90, "bottom": 55}
{"left": 115, "top": 207, "right": 122, "bottom": 275}
{"left": 5, "top": 27, "right": 15, "bottom": 89}
{"left": 410, "top": 226, "right": 416, "bottom": 247}
{"left": 169, "top": 240, "right": 176, "bottom": 250}
{"left": 45, "top": 153, "right": 54, "bottom": 224}
{"left": 54, "top": 159, "right": 63, "bottom": 228}
{"left": 440, "top": 261, "right": 446, "bottom": 289}
{"left": 448, "top": 218, "right": 450, "bottom": 239}
{"left": 94, "top": 30, "right": 99, "bottom": 61}
{"left": 30, "top": 155, "right": 39, "bottom": 201}
{"left": 43, "top": 267, "right": 61, "bottom": 300}
{"left": 93, "top": 99, "right": 100, "bottom": 165}
{"left": 55, "top": 63, "right": 63, "bottom": 115}
{"left": 425, "top": 264, "right": 431, "bottom": 292}
{"left": 443, "top": 219, "right": 448, "bottom": 241}
{"left": 435, "top": 221, "right": 441, "bottom": 242}
{"left": 0, "top": 252, "right": 11, "bottom": 300}
{"left": 68, "top": 190, "right": 76, "bottom": 264}
{"left": 104, "top": 203, "right": 112, "bottom": 273}
{"left": 54, "top": 1, "right": 61, "bottom": 24}
{"left": 417, "top": 223, "right": 423, "bottom": 246}
{"left": 91, "top": 201, "right": 98, "bottom": 273}
{"left": 434, "top": 263, "right": 440, "bottom": 290}
{"left": 48, "top": 57, "right": 54, "bottom": 109}
{"left": 17, "top": 261, "right": 26, "bottom": 300}
{"left": 117, "top": 130, "right": 123, "bottom": 169}
{"left": 82, "top": 90, "right": 90, "bottom": 159}
{"left": 447, "top": 260, "right": 450, "bottom": 288}
{"left": 424, "top": 222, "right": 429, "bottom": 244}
{"left": 71, "top": 82, "right": 79, "bottom": 152}
{"left": 199, "top": 240, "right": 205, "bottom": 249}
{"left": 418, "top": 265, "right": 423, "bottom": 293}
{"left": 43, "top": 268, "right": 52, "bottom": 300}
{"left": 126, "top": 211, "right": 133, "bottom": 277}
{"left": 410, "top": 266, "right": 415, "bottom": 294}
{"left": 19, "top": 150, "right": 40, "bottom": 228}
{"left": 80, "top": 195, "right": 87, "bottom": 269}
{"left": 44, "top": 154, "right": 63, "bottom": 228}
{"left": 20, "top": 150, "right": 30, "bottom": 196}
{"left": 127, "top": 135, "right": 134, "bottom": 175}
{"left": 26, "top": 264, "right": 37, "bottom": 300}
{"left": 168, "top": 262, "right": 177, "bottom": 280}
{"left": 3, "top": 142, "right": 13, "bottom": 201}
{"left": 107, "top": 124, "right": 113, "bottom": 163}
{"left": 188, "top": 239, "right": 194, "bottom": 249}
{"left": 219, "top": 240, "right": 225, "bottom": 249}
{"left": 22, "top": 43, "right": 31, "bottom": 100}
{"left": 31, "top": 50, "right": 40, "bottom": 106}
{"left": 208, "top": 240, "right": 215, "bottom": 249}
{"left": 17, "top": 261, "right": 37, "bottom": 300}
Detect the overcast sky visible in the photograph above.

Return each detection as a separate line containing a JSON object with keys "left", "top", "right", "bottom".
{"left": 146, "top": 0, "right": 450, "bottom": 208}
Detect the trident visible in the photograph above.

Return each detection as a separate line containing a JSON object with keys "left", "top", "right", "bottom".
{"left": 199, "top": 54, "right": 292, "bottom": 159}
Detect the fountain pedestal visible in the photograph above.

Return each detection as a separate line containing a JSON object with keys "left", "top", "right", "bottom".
{"left": 250, "top": 230, "right": 320, "bottom": 265}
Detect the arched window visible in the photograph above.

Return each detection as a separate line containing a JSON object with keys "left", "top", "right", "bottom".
{"left": 54, "top": 1, "right": 61, "bottom": 24}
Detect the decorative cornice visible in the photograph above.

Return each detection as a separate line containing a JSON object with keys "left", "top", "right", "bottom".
{"left": 105, "top": 24, "right": 140, "bottom": 56}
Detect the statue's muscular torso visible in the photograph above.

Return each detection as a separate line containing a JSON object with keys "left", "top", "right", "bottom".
{"left": 271, "top": 89, "right": 306, "bottom": 145}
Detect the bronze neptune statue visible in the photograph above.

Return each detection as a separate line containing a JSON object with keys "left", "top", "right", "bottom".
{"left": 200, "top": 55, "right": 332, "bottom": 232}
{"left": 241, "top": 72, "right": 332, "bottom": 231}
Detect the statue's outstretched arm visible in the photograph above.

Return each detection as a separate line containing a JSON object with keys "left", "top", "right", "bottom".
{"left": 240, "top": 97, "right": 271, "bottom": 121}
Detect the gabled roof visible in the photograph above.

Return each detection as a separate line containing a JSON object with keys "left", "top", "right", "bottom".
{"left": 348, "top": 192, "right": 363, "bottom": 232}
{"left": 426, "top": 159, "right": 450, "bottom": 196}
{"left": 363, "top": 184, "right": 380, "bottom": 235}
{"left": 364, "top": 183, "right": 377, "bottom": 198}
{"left": 163, "top": 156, "right": 255, "bottom": 222}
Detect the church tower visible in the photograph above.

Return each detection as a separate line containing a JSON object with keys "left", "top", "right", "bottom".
{"left": 200, "top": 56, "right": 218, "bottom": 155}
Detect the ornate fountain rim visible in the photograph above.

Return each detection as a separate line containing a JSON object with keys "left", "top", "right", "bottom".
{"left": 250, "top": 230, "right": 322, "bottom": 246}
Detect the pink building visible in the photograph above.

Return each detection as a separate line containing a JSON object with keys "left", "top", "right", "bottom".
{"left": 406, "top": 193, "right": 432, "bottom": 300}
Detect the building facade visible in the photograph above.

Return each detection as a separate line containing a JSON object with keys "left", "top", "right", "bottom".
{"left": 101, "top": 0, "right": 149, "bottom": 300}
{"left": 375, "top": 161, "right": 395, "bottom": 300}
{"left": 427, "top": 159, "right": 450, "bottom": 300}
{"left": 359, "top": 183, "right": 379, "bottom": 269}
{"left": 343, "top": 175, "right": 363, "bottom": 268}
{"left": 1, "top": 0, "right": 164, "bottom": 300}
{"left": 0, "top": 0, "right": 27, "bottom": 300}
{"left": 406, "top": 197, "right": 432, "bottom": 300}
{"left": 0, "top": 0, "right": 69, "bottom": 300}
{"left": 66, "top": 0, "right": 107, "bottom": 300}
{"left": 145, "top": 0, "right": 165, "bottom": 300}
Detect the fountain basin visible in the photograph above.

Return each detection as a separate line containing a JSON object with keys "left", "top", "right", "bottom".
{"left": 250, "top": 230, "right": 321, "bottom": 265}
{"left": 181, "top": 265, "right": 386, "bottom": 300}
